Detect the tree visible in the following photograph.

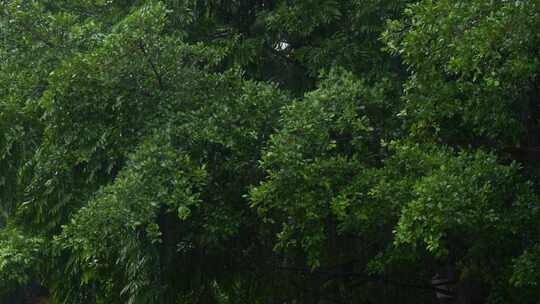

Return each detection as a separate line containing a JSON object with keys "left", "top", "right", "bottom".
{"left": 1, "top": 0, "right": 540, "bottom": 303}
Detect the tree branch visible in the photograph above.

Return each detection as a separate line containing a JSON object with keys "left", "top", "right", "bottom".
{"left": 137, "top": 40, "right": 165, "bottom": 91}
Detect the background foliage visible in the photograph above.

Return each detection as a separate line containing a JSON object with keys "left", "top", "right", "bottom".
{"left": 1, "top": 0, "right": 540, "bottom": 303}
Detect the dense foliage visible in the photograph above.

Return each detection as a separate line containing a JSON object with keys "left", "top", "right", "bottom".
{"left": 1, "top": 0, "right": 540, "bottom": 303}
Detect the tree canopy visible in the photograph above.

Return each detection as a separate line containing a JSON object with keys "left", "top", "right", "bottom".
{"left": 1, "top": 0, "right": 540, "bottom": 303}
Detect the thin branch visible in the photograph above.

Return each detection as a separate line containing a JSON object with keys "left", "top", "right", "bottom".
{"left": 137, "top": 40, "right": 166, "bottom": 91}
{"left": 278, "top": 266, "right": 456, "bottom": 298}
